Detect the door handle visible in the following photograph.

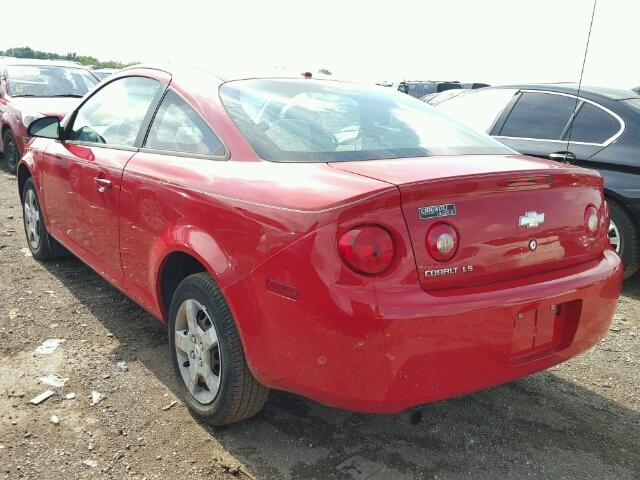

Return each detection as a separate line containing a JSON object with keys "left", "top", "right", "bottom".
{"left": 94, "top": 177, "right": 112, "bottom": 193}
{"left": 549, "top": 152, "right": 576, "bottom": 162}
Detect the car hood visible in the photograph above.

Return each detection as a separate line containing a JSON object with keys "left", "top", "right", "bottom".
{"left": 9, "top": 96, "right": 82, "bottom": 119}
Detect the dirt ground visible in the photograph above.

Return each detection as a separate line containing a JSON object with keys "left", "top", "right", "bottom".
{"left": 0, "top": 169, "right": 639, "bottom": 480}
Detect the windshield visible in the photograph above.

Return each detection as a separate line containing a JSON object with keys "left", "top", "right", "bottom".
{"left": 6, "top": 65, "right": 98, "bottom": 97}
{"left": 219, "top": 79, "right": 514, "bottom": 162}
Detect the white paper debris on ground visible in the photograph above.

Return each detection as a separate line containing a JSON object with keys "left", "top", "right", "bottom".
{"left": 83, "top": 459, "right": 97, "bottom": 468}
{"left": 39, "top": 373, "right": 69, "bottom": 388}
{"left": 90, "top": 391, "right": 103, "bottom": 406}
{"left": 65, "top": 393, "right": 76, "bottom": 400}
{"left": 50, "top": 415, "right": 60, "bottom": 424}
{"left": 162, "top": 400, "right": 177, "bottom": 411}
{"left": 8, "top": 309, "right": 18, "bottom": 320}
{"left": 20, "top": 247, "right": 32, "bottom": 257}
{"left": 116, "top": 361, "right": 128, "bottom": 372}
{"left": 29, "top": 390, "right": 55, "bottom": 405}
{"left": 35, "top": 339, "right": 65, "bottom": 355}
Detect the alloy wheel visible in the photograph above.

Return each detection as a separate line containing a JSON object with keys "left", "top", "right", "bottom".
{"left": 5, "top": 136, "right": 18, "bottom": 171}
{"left": 174, "top": 299, "right": 221, "bottom": 404}
{"left": 608, "top": 220, "right": 621, "bottom": 253}
{"left": 23, "top": 189, "right": 41, "bottom": 251}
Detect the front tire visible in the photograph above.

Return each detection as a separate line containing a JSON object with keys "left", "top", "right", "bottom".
{"left": 608, "top": 198, "right": 639, "bottom": 279}
{"left": 3, "top": 130, "right": 19, "bottom": 174}
{"left": 168, "top": 272, "right": 269, "bottom": 425}
{"left": 22, "top": 178, "right": 58, "bottom": 261}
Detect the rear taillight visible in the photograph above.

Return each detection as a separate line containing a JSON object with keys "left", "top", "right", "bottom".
{"left": 584, "top": 205, "right": 599, "bottom": 236}
{"left": 338, "top": 225, "right": 395, "bottom": 275}
{"left": 426, "top": 223, "right": 459, "bottom": 262}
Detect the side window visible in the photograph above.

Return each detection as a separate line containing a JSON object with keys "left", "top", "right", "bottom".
{"left": 145, "top": 90, "right": 224, "bottom": 155}
{"left": 565, "top": 103, "right": 620, "bottom": 144}
{"left": 69, "top": 76, "right": 162, "bottom": 147}
{"left": 500, "top": 92, "right": 575, "bottom": 140}
{"left": 406, "top": 83, "right": 420, "bottom": 97}
{"left": 420, "top": 84, "right": 436, "bottom": 96}
{"left": 435, "top": 88, "right": 518, "bottom": 133}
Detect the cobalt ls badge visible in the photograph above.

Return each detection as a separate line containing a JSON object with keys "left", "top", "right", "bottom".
{"left": 419, "top": 203, "right": 456, "bottom": 220}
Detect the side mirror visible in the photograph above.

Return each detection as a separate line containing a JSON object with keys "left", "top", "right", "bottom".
{"left": 28, "top": 116, "right": 62, "bottom": 140}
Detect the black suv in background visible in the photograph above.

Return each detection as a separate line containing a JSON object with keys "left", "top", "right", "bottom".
{"left": 427, "top": 84, "right": 640, "bottom": 278}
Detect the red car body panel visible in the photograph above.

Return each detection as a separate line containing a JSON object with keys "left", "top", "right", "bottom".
{"left": 17, "top": 68, "right": 623, "bottom": 413}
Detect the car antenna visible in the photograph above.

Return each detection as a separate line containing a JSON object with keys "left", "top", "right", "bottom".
{"left": 564, "top": 0, "right": 597, "bottom": 162}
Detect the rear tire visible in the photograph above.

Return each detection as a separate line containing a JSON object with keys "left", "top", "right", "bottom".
{"left": 168, "top": 272, "right": 269, "bottom": 425}
{"left": 22, "top": 178, "right": 59, "bottom": 261}
{"left": 3, "top": 130, "right": 19, "bottom": 174}
{"left": 608, "top": 198, "right": 639, "bottom": 279}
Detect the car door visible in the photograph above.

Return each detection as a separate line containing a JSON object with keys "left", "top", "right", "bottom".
{"left": 41, "top": 75, "right": 166, "bottom": 286}
{"left": 491, "top": 91, "right": 578, "bottom": 161}
{"left": 119, "top": 89, "right": 226, "bottom": 313}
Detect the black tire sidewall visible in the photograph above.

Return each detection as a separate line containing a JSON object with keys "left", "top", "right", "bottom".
{"left": 3, "top": 130, "right": 19, "bottom": 173}
{"left": 608, "top": 198, "right": 640, "bottom": 278}
{"left": 168, "top": 275, "right": 240, "bottom": 421}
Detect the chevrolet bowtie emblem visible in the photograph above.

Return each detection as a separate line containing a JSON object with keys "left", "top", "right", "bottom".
{"left": 518, "top": 211, "right": 545, "bottom": 229}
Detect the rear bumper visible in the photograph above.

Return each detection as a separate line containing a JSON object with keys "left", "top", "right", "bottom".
{"left": 227, "top": 250, "right": 622, "bottom": 413}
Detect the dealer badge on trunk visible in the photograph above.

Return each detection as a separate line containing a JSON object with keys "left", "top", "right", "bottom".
{"left": 419, "top": 203, "right": 456, "bottom": 220}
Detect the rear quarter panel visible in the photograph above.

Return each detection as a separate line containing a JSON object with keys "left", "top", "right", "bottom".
{"left": 119, "top": 154, "right": 396, "bottom": 321}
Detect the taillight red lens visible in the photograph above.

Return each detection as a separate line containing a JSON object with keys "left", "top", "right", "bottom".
{"left": 584, "top": 205, "right": 599, "bottom": 236}
{"left": 338, "top": 225, "right": 395, "bottom": 275}
{"left": 426, "top": 223, "right": 459, "bottom": 262}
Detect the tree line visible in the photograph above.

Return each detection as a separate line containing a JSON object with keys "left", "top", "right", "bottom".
{"left": 0, "top": 46, "right": 135, "bottom": 69}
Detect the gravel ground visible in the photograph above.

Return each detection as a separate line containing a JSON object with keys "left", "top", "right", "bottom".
{"left": 0, "top": 170, "right": 639, "bottom": 479}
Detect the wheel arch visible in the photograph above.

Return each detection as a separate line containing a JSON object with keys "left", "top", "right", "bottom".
{"left": 156, "top": 250, "right": 209, "bottom": 322}
{"left": 153, "top": 231, "right": 242, "bottom": 324}
{"left": 17, "top": 162, "right": 32, "bottom": 201}
{"left": 603, "top": 187, "right": 632, "bottom": 210}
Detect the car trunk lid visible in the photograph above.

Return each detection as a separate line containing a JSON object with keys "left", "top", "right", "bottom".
{"left": 330, "top": 155, "right": 608, "bottom": 290}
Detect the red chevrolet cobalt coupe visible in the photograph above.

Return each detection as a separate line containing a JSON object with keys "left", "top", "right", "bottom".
{"left": 18, "top": 67, "right": 622, "bottom": 425}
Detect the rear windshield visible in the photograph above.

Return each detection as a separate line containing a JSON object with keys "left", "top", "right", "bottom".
{"left": 6, "top": 65, "right": 98, "bottom": 98}
{"left": 219, "top": 79, "right": 514, "bottom": 162}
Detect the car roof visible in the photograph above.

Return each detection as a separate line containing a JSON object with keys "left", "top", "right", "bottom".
{"left": 499, "top": 83, "right": 640, "bottom": 101}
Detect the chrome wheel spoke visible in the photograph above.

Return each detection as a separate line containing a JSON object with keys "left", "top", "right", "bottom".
{"left": 203, "top": 368, "right": 220, "bottom": 394}
{"left": 202, "top": 324, "right": 218, "bottom": 350}
{"left": 175, "top": 329, "right": 193, "bottom": 355}
{"left": 185, "top": 299, "right": 201, "bottom": 335}
{"left": 185, "top": 365, "right": 200, "bottom": 393}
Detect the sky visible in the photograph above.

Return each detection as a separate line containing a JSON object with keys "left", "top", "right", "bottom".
{"left": 2, "top": 0, "right": 638, "bottom": 89}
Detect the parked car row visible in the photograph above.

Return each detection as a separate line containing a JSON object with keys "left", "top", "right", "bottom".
{"left": 91, "top": 68, "right": 119, "bottom": 81}
{"left": 15, "top": 64, "right": 621, "bottom": 425}
{"left": 0, "top": 58, "right": 99, "bottom": 173}
{"left": 398, "top": 80, "right": 489, "bottom": 98}
{"left": 424, "top": 84, "right": 640, "bottom": 278}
